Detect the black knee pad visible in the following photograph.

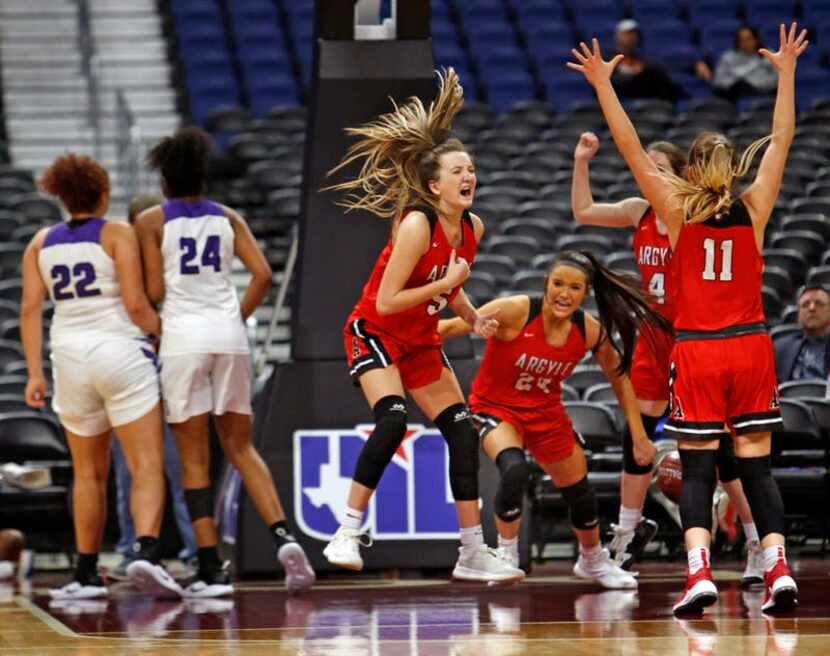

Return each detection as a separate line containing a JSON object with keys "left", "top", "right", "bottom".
{"left": 678, "top": 449, "right": 718, "bottom": 531}
{"left": 435, "top": 403, "right": 479, "bottom": 501}
{"left": 494, "top": 447, "right": 529, "bottom": 522}
{"left": 560, "top": 477, "right": 598, "bottom": 530}
{"left": 353, "top": 395, "right": 408, "bottom": 489}
{"left": 736, "top": 455, "right": 786, "bottom": 540}
{"left": 716, "top": 438, "right": 739, "bottom": 483}
{"left": 623, "top": 414, "right": 659, "bottom": 475}
{"left": 184, "top": 487, "right": 214, "bottom": 521}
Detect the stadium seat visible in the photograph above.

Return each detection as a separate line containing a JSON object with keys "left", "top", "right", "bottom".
{"left": 762, "top": 266, "right": 794, "bottom": 301}
{"left": 555, "top": 235, "right": 613, "bottom": 256}
{"left": 768, "top": 231, "right": 825, "bottom": 265}
{"left": 561, "top": 383, "right": 580, "bottom": 402}
{"left": 464, "top": 271, "right": 497, "bottom": 305}
{"left": 762, "top": 286, "right": 783, "bottom": 322}
{"left": 763, "top": 248, "right": 808, "bottom": 286}
{"left": 564, "top": 401, "right": 620, "bottom": 450}
{"left": 779, "top": 379, "right": 828, "bottom": 400}
{"left": 807, "top": 265, "right": 830, "bottom": 287}
{"left": 566, "top": 365, "right": 607, "bottom": 393}
{"left": 471, "top": 254, "right": 515, "bottom": 285}
{"left": 583, "top": 383, "right": 616, "bottom": 402}
{"left": 0, "top": 411, "right": 65, "bottom": 463}
{"left": 484, "top": 235, "right": 541, "bottom": 261}
{"left": 500, "top": 218, "right": 559, "bottom": 247}
{"left": 769, "top": 322, "right": 800, "bottom": 345}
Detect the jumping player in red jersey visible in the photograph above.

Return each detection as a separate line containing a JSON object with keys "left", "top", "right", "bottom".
{"left": 571, "top": 135, "right": 763, "bottom": 585}
{"left": 322, "top": 70, "right": 523, "bottom": 582}
{"left": 439, "top": 251, "right": 670, "bottom": 588}
{"left": 569, "top": 22, "right": 808, "bottom": 615}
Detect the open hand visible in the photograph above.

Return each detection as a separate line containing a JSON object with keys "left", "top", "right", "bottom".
{"left": 759, "top": 22, "right": 809, "bottom": 74}
{"left": 566, "top": 39, "right": 624, "bottom": 88}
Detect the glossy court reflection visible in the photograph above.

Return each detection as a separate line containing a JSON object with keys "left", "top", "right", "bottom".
{"left": 2, "top": 560, "right": 829, "bottom": 655}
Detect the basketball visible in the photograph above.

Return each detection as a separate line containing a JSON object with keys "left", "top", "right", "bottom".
{"left": 0, "top": 529, "right": 24, "bottom": 565}
{"left": 656, "top": 451, "right": 683, "bottom": 504}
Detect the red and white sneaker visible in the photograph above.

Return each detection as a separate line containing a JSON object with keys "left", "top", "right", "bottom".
{"left": 673, "top": 568, "right": 718, "bottom": 616}
{"left": 761, "top": 560, "right": 797, "bottom": 613}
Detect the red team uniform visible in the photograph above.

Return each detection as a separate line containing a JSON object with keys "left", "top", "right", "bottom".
{"left": 663, "top": 201, "right": 783, "bottom": 439}
{"left": 630, "top": 207, "right": 677, "bottom": 402}
{"left": 469, "top": 299, "right": 591, "bottom": 463}
{"left": 345, "top": 207, "right": 477, "bottom": 389}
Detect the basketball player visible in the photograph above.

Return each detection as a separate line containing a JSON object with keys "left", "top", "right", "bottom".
{"left": 572, "top": 134, "right": 764, "bottom": 585}
{"left": 322, "top": 69, "right": 523, "bottom": 582}
{"left": 439, "top": 251, "right": 668, "bottom": 588}
{"left": 20, "top": 154, "right": 182, "bottom": 600}
{"left": 135, "top": 128, "right": 315, "bottom": 597}
{"left": 569, "top": 22, "right": 807, "bottom": 614}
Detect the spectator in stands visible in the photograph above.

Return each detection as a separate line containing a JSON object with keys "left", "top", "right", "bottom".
{"left": 712, "top": 26, "right": 778, "bottom": 103}
{"left": 774, "top": 284, "right": 830, "bottom": 382}
{"left": 610, "top": 19, "right": 680, "bottom": 103}
{"left": 109, "top": 194, "right": 198, "bottom": 582}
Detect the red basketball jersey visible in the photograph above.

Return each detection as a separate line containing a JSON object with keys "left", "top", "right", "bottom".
{"left": 671, "top": 200, "right": 765, "bottom": 331}
{"left": 470, "top": 299, "right": 588, "bottom": 410}
{"left": 632, "top": 207, "right": 676, "bottom": 322}
{"left": 349, "top": 207, "right": 478, "bottom": 347}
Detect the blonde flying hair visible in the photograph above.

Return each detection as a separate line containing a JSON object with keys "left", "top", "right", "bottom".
{"left": 326, "top": 68, "right": 466, "bottom": 220}
{"left": 656, "top": 131, "right": 771, "bottom": 223}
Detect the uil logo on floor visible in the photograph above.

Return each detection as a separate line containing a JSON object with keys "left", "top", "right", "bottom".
{"left": 293, "top": 425, "right": 459, "bottom": 541}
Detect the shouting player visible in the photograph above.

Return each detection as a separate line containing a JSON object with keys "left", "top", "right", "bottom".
{"left": 322, "top": 69, "right": 523, "bottom": 582}
{"left": 439, "top": 251, "right": 668, "bottom": 588}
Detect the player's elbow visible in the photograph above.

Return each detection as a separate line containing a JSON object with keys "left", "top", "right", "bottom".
{"left": 573, "top": 208, "right": 592, "bottom": 224}
{"left": 375, "top": 296, "right": 394, "bottom": 316}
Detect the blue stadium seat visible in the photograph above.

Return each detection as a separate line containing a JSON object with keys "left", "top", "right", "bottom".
{"left": 430, "top": 17, "right": 458, "bottom": 41}
{"left": 544, "top": 73, "right": 596, "bottom": 112}
{"left": 170, "top": 0, "right": 222, "bottom": 23}
{"left": 484, "top": 72, "right": 537, "bottom": 114}
{"left": 475, "top": 47, "right": 531, "bottom": 79}
{"left": 231, "top": 20, "right": 285, "bottom": 44}
{"left": 513, "top": 1, "right": 567, "bottom": 24}
{"left": 227, "top": 0, "right": 279, "bottom": 22}
{"left": 687, "top": 2, "right": 739, "bottom": 30}
{"left": 659, "top": 44, "right": 702, "bottom": 74}
{"left": 524, "top": 20, "right": 574, "bottom": 49}
{"left": 700, "top": 26, "right": 739, "bottom": 58}
{"left": 630, "top": 0, "right": 682, "bottom": 23}
{"left": 433, "top": 43, "right": 468, "bottom": 72}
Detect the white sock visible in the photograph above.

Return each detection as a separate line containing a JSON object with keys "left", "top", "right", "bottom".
{"left": 459, "top": 524, "right": 484, "bottom": 549}
{"left": 743, "top": 521, "right": 759, "bottom": 543}
{"left": 763, "top": 544, "right": 786, "bottom": 571}
{"left": 498, "top": 534, "right": 518, "bottom": 553}
{"left": 687, "top": 547, "right": 709, "bottom": 574}
{"left": 579, "top": 543, "right": 603, "bottom": 560}
{"left": 341, "top": 506, "right": 363, "bottom": 530}
{"left": 618, "top": 506, "right": 642, "bottom": 532}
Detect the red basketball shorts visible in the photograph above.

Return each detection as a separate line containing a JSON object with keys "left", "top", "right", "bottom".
{"left": 630, "top": 322, "right": 675, "bottom": 402}
{"left": 469, "top": 396, "right": 578, "bottom": 463}
{"left": 344, "top": 317, "right": 450, "bottom": 390}
{"left": 663, "top": 332, "right": 783, "bottom": 440}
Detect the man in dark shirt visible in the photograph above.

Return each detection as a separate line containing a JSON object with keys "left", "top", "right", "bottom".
{"left": 774, "top": 285, "right": 830, "bottom": 382}
{"left": 610, "top": 19, "right": 681, "bottom": 103}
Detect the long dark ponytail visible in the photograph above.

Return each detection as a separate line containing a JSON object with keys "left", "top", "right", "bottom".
{"left": 548, "top": 251, "right": 673, "bottom": 375}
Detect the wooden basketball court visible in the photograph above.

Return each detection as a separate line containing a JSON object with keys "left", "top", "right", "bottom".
{"left": 0, "top": 558, "right": 826, "bottom": 655}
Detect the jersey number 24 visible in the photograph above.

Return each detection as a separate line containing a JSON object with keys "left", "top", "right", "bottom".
{"left": 180, "top": 236, "right": 222, "bottom": 275}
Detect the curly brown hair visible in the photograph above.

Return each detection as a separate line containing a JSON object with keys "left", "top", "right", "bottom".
{"left": 39, "top": 153, "right": 110, "bottom": 215}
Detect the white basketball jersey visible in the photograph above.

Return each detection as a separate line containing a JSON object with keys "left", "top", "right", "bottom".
{"left": 38, "top": 218, "right": 142, "bottom": 348}
{"left": 159, "top": 199, "right": 248, "bottom": 355}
